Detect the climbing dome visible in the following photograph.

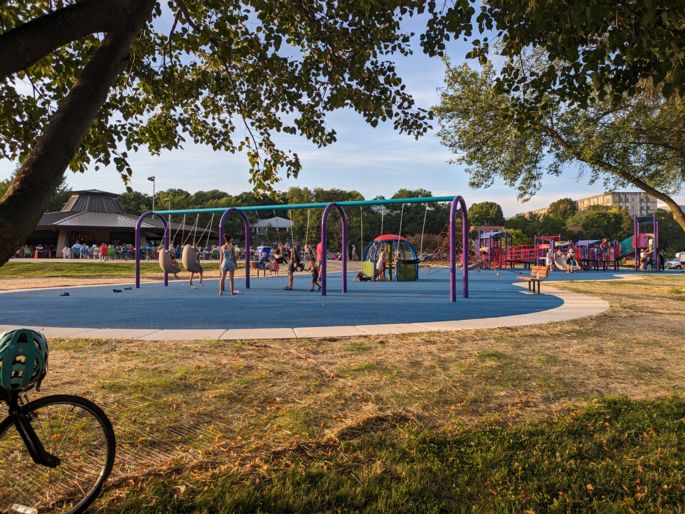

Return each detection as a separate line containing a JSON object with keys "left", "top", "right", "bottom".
{"left": 361, "top": 234, "right": 420, "bottom": 281}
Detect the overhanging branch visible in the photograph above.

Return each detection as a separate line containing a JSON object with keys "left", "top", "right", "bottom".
{"left": 0, "top": 0, "right": 129, "bottom": 81}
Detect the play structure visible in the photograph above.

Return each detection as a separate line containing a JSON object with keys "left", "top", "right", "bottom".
{"left": 627, "top": 213, "right": 661, "bottom": 271}
{"left": 475, "top": 228, "right": 511, "bottom": 269}
{"left": 507, "top": 234, "right": 621, "bottom": 271}
{"left": 361, "top": 234, "right": 419, "bottom": 281}
{"left": 135, "top": 195, "right": 470, "bottom": 301}
{"left": 505, "top": 212, "right": 662, "bottom": 272}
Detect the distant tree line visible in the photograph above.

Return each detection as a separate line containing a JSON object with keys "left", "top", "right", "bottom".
{"left": 20, "top": 180, "right": 683, "bottom": 254}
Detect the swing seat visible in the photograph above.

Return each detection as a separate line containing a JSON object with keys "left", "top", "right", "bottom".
{"left": 181, "top": 244, "right": 203, "bottom": 273}
{"left": 159, "top": 249, "right": 181, "bottom": 274}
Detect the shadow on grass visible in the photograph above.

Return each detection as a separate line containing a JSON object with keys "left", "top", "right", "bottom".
{"left": 101, "top": 396, "right": 684, "bottom": 513}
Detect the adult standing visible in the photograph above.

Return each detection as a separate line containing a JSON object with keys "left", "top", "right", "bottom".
{"left": 545, "top": 249, "right": 553, "bottom": 272}
{"left": 316, "top": 240, "right": 324, "bottom": 267}
{"left": 219, "top": 234, "right": 239, "bottom": 296}
{"left": 375, "top": 244, "right": 387, "bottom": 281}
{"left": 284, "top": 242, "right": 297, "bottom": 290}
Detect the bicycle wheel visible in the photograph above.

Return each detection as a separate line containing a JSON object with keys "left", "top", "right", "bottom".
{"left": 0, "top": 394, "right": 115, "bottom": 513}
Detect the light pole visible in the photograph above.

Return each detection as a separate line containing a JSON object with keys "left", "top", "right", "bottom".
{"left": 147, "top": 176, "right": 156, "bottom": 218}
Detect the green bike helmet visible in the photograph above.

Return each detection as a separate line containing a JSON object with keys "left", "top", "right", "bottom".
{"left": 0, "top": 329, "right": 49, "bottom": 391}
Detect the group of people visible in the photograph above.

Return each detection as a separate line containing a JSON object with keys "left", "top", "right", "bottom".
{"left": 216, "top": 236, "right": 325, "bottom": 295}
{"left": 545, "top": 247, "right": 578, "bottom": 273}
{"left": 65, "top": 242, "right": 135, "bottom": 260}
{"left": 369, "top": 243, "right": 404, "bottom": 281}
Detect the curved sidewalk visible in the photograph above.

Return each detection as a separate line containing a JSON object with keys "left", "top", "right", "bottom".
{"left": 0, "top": 283, "right": 609, "bottom": 341}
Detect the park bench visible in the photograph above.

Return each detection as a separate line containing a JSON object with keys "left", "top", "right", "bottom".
{"left": 521, "top": 265, "right": 549, "bottom": 294}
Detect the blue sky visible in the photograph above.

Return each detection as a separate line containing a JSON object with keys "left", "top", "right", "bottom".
{"left": 2, "top": 13, "right": 682, "bottom": 216}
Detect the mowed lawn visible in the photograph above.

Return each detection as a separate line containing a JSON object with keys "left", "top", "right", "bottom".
{"left": 0, "top": 260, "right": 225, "bottom": 278}
{"left": 13, "top": 274, "right": 685, "bottom": 512}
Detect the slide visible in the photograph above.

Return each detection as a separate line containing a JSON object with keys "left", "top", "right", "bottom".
{"left": 553, "top": 254, "right": 581, "bottom": 272}
{"left": 619, "top": 236, "right": 634, "bottom": 259}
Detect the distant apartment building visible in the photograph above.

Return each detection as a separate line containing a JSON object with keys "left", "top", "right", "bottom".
{"left": 575, "top": 192, "right": 657, "bottom": 218}
{"left": 523, "top": 191, "right": 657, "bottom": 218}
{"left": 525, "top": 206, "right": 551, "bottom": 217}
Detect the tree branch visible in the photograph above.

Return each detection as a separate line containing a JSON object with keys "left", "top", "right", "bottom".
{"left": 0, "top": 0, "right": 157, "bottom": 265}
{"left": 176, "top": 0, "right": 264, "bottom": 168}
{"left": 0, "top": 0, "right": 129, "bottom": 81}
{"left": 537, "top": 121, "right": 685, "bottom": 232}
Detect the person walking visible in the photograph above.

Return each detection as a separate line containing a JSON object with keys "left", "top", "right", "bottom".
{"left": 219, "top": 234, "right": 239, "bottom": 296}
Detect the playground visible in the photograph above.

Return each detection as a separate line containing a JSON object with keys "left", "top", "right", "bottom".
{"left": 1, "top": 195, "right": 683, "bottom": 513}
{"left": 16, "top": 271, "right": 684, "bottom": 513}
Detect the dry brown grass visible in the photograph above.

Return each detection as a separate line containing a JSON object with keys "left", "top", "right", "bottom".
{"left": 16, "top": 274, "right": 685, "bottom": 507}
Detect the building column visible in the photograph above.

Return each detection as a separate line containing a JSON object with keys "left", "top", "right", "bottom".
{"left": 56, "top": 230, "right": 69, "bottom": 255}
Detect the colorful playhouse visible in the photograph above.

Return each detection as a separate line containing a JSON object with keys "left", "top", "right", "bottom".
{"left": 362, "top": 234, "right": 420, "bottom": 281}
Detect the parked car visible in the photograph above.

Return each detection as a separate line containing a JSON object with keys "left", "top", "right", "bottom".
{"left": 664, "top": 252, "right": 685, "bottom": 270}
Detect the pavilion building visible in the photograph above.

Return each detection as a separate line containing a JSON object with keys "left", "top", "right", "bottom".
{"left": 29, "top": 189, "right": 186, "bottom": 252}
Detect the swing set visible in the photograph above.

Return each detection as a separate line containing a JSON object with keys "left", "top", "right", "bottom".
{"left": 157, "top": 213, "right": 215, "bottom": 276}
{"left": 135, "top": 195, "right": 470, "bottom": 302}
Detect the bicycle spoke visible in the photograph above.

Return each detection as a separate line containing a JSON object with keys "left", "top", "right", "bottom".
{"left": 0, "top": 395, "right": 115, "bottom": 513}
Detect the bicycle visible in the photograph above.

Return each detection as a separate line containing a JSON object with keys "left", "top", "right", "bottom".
{"left": 0, "top": 329, "right": 116, "bottom": 514}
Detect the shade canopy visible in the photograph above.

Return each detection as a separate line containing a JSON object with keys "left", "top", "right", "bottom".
{"left": 252, "top": 216, "right": 293, "bottom": 230}
{"left": 374, "top": 234, "right": 406, "bottom": 242}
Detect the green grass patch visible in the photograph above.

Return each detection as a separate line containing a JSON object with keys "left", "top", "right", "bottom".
{"left": 102, "top": 397, "right": 684, "bottom": 513}
{"left": 0, "top": 261, "right": 227, "bottom": 278}
{"left": 668, "top": 288, "right": 684, "bottom": 295}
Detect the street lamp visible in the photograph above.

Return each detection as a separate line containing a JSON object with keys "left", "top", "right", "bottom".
{"left": 147, "top": 176, "right": 156, "bottom": 218}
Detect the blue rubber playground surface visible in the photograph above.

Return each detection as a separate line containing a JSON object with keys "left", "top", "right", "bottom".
{"left": 0, "top": 268, "right": 662, "bottom": 330}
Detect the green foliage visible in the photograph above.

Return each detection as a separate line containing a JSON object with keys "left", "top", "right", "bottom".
{"left": 567, "top": 207, "right": 632, "bottom": 241}
{"left": 117, "top": 191, "right": 151, "bottom": 214}
{"left": 468, "top": 201, "right": 505, "bottom": 227}
{"left": 538, "top": 214, "right": 566, "bottom": 238}
{"left": 657, "top": 209, "right": 685, "bottom": 254}
{"left": 110, "top": 397, "right": 685, "bottom": 513}
{"left": 506, "top": 228, "right": 528, "bottom": 246}
{"left": 547, "top": 198, "right": 577, "bottom": 220}
{"left": 1, "top": 2, "right": 435, "bottom": 192}
{"left": 44, "top": 179, "right": 72, "bottom": 211}
{"left": 424, "top": 1, "right": 685, "bottom": 106}
{"left": 436, "top": 59, "right": 685, "bottom": 232}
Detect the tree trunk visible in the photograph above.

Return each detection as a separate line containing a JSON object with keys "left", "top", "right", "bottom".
{"left": 0, "top": 0, "right": 156, "bottom": 266}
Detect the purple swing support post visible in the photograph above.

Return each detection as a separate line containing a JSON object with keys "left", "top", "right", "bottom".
{"left": 449, "top": 196, "right": 469, "bottom": 301}
{"left": 135, "top": 211, "right": 169, "bottom": 288}
{"left": 320, "top": 202, "right": 348, "bottom": 296}
{"left": 218, "top": 208, "right": 252, "bottom": 289}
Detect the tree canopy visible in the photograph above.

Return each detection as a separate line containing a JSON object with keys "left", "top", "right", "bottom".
{"left": 436, "top": 60, "right": 685, "bottom": 233}
{"left": 468, "top": 201, "right": 505, "bottom": 227}
{"left": 0, "top": 0, "right": 450, "bottom": 265}
{"left": 547, "top": 198, "right": 577, "bottom": 220}
{"left": 424, "top": 1, "right": 685, "bottom": 106}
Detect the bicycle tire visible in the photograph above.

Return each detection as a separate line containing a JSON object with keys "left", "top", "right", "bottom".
{"left": 0, "top": 394, "right": 116, "bottom": 514}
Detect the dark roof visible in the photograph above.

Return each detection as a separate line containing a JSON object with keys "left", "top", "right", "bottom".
{"left": 72, "top": 189, "right": 118, "bottom": 196}
{"left": 36, "top": 211, "right": 190, "bottom": 232}
{"left": 61, "top": 190, "right": 124, "bottom": 214}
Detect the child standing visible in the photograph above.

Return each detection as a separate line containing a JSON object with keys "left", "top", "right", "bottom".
{"left": 309, "top": 258, "right": 320, "bottom": 292}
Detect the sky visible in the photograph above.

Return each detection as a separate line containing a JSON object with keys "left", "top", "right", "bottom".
{"left": 2, "top": 12, "right": 683, "bottom": 217}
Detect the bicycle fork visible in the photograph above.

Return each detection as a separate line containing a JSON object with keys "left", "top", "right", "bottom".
{"left": 7, "top": 392, "right": 60, "bottom": 468}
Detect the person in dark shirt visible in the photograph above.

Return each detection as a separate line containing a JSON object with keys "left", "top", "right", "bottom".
{"left": 309, "top": 257, "right": 321, "bottom": 292}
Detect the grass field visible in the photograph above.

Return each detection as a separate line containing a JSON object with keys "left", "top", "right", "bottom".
{"left": 16, "top": 273, "right": 681, "bottom": 512}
